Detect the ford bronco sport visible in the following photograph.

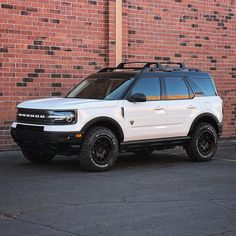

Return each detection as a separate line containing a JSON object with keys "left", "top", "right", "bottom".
{"left": 11, "top": 62, "right": 223, "bottom": 171}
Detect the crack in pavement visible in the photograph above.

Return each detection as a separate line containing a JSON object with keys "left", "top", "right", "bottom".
{"left": 205, "top": 229, "right": 236, "bottom": 236}
{"left": 0, "top": 211, "right": 82, "bottom": 236}
{"left": 57, "top": 197, "right": 236, "bottom": 207}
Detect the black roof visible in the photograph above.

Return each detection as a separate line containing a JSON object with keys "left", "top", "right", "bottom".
{"left": 94, "top": 62, "right": 210, "bottom": 79}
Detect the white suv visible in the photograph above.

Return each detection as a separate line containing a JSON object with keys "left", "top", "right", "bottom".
{"left": 11, "top": 62, "right": 223, "bottom": 171}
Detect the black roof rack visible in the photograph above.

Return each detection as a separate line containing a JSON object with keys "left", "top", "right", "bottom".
{"left": 98, "top": 61, "right": 201, "bottom": 73}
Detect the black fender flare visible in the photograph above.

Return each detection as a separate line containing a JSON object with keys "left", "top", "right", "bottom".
{"left": 81, "top": 116, "right": 124, "bottom": 141}
{"left": 188, "top": 113, "right": 222, "bottom": 136}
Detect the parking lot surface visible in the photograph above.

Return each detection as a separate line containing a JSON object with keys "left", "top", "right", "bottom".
{"left": 0, "top": 139, "right": 236, "bottom": 236}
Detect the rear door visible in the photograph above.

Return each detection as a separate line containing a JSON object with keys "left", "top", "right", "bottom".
{"left": 163, "top": 76, "right": 201, "bottom": 137}
{"left": 124, "top": 76, "right": 167, "bottom": 141}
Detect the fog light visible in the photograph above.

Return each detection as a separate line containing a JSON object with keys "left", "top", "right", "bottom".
{"left": 75, "top": 133, "right": 82, "bottom": 138}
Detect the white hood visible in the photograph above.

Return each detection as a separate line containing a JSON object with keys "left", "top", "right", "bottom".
{"left": 17, "top": 98, "right": 119, "bottom": 110}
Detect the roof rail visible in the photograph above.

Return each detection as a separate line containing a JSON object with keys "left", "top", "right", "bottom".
{"left": 98, "top": 62, "right": 157, "bottom": 72}
{"left": 116, "top": 62, "right": 153, "bottom": 69}
{"left": 98, "top": 61, "right": 201, "bottom": 73}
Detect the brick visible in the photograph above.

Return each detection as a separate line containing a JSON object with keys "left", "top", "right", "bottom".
{"left": 34, "top": 41, "right": 43, "bottom": 45}
{"left": 51, "top": 74, "right": 61, "bottom": 78}
{"left": 154, "top": 16, "right": 161, "bottom": 20}
{"left": 34, "top": 69, "right": 45, "bottom": 73}
{"left": 51, "top": 83, "right": 61, "bottom": 87}
{"left": 52, "top": 92, "right": 62, "bottom": 96}
{"left": 175, "top": 54, "right": 182, "bottom": 57}
{"left": 16, "top": 83, "right": 27, "bottom": 87}
{"left": 88, "top": 0, "right": 97, "bottom": 5}
{"left": 0, "top": 48, "right": 8, "bottom": 53}
{"left": 73, "top": 66, "right": 83, "bottom": 70}
{"left": 51, "top": 46, "right": 61, "bottom": 51}
{"left": 51, "top": 19, "right": 60, "bottom": 24}
{"left": 21, "top": 11, "right": 29, "bottom": 15}
{"left": 23, "top": 78, "right": 33, "bottom": 82}
{"left": 0, "top": 0, "right": 236, "bottom": 150}
{"left": 1, "top": 4, "right": 14, "bottom": 9}
{"left": 28, "top": 73, "right": 38, "bottom": 78}
{"left": 88, "top": 62, "right": 97, "bottom": 66}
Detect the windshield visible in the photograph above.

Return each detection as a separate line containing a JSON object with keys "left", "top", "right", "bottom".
{"left": 66, "top": 76, "right": 134, "bottom": 100}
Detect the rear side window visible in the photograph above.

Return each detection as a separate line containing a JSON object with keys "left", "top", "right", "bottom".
{"left": 132, "top": 77, "right": 161, "bottom": 101}
{"left": 164, "top": 77, "right": 190, "bottom": 100}
{"left": 187, "top": 77, "right": 217, "bottom": 96}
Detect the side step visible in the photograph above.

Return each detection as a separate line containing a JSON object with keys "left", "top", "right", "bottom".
{"left": 120, "top": 136, "right": 190, "bottom": 152}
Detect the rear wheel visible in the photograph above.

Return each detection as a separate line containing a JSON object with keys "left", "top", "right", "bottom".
{"left": 185, "top": 122, "right": 218, "bottom": 162}
{"left": 21, "top": 148, "right": 55, "bottom": 163}
{"left": 78, "top": 126, "right": 118, "bottom": 171}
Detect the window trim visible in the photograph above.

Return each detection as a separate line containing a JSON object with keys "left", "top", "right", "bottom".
{"left": 162, "top": 76, "right": 194, "bottom": 101}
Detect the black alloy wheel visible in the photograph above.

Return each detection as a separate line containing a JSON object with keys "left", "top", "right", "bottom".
{"left": 78, "top": 126, "right": 118, "bottom": 171}
{"left": 185, "top": 122, "right": 218, "bottom": 162}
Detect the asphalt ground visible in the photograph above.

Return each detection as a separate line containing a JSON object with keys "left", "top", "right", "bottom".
{"left": 0, "top": 139, "right": 236, "bottom": 236}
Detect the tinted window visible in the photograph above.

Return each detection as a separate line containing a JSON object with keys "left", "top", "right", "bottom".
{"left": 132, "top": 77, "right": 161, "bottom": 101}
{"left": 165, "top": 77, "right": 190, "bottom": 100}
{"left": 187, "top": 77, "right": 217, "bottom": 96}
{"left": 67, "top": 77, "right": 134, "bottom": 100}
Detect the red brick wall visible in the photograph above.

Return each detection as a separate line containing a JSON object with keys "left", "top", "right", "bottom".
{"left": 122, "top": 0, "right": 236, "bottom": 137}
{"left": 0, "top": 0, "right": 236, "bottom": 150}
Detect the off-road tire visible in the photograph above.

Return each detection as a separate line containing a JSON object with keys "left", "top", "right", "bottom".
{"left": 22, "top": 148, "right": 55, "bottom": 163}
{"left": 78, "top": 126, "right": 119, "bottom": 171}
{"left": 185, "top": 122, "right": 218, "bottom": 162}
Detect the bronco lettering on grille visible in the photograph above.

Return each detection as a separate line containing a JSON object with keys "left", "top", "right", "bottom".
{"left": 18, "top": 113, "right": 46, "bottom": 119}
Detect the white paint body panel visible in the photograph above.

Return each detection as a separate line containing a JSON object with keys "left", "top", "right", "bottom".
{"left": 123, "top": 100, "right": 167, "bottom": 141}
{"left": 165, "top": 98, "right": 202, "bottom": 137}
{"left": 13, "top": 95, "right": 223, "bottom": 141}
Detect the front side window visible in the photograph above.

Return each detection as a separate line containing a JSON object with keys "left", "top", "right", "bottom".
{"left": 67, "top": 76, "right": 134, "bottom": 100}
{"left": 164, "top": 77, "right": 190, "bottom": 100}
{"left": 131, "top": 77, "right": 161, "bottom": 101}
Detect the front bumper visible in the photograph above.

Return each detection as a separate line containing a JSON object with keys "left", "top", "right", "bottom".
{"left": 11, "top": 124, "right": 83, "bottom": 155}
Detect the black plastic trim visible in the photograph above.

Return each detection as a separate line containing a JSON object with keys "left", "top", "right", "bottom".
{"left": 11, "top": 127, "right": 83, "bottom": 154}
{"left": 188, "top": 113, "right": 222, "bottom": 136}
{"left": 81, "top": 117, "right": 124, "bottom": 141}
{"left": 120, "top": 136, "right": 190, "bottom": 151}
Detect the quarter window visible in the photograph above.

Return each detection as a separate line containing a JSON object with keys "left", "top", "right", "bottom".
{"left": 132, "top": 77, "right": 161, "bottom": 101}
{"left": 187, "top": 77, "right": 217, "bottom": 96}
{"left": 164, "top": 77, "right": 190, "bottom": 100}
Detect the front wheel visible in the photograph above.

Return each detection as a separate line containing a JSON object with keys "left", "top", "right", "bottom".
{"left": 185, "top": 122, "right": 218, "bottom": 162}
{"left": 78, "top": 126, "right": 119, "bottom": 171}
{"left": 21, "top": 148, "right": 55, "bottom": 163}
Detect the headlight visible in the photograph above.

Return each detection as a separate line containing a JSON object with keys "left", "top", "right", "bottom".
{"left": 47, "top": 111, "right": 76, "bottom": 125}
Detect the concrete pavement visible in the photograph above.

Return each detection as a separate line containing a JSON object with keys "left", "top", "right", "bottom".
{"left": 0, "top": 139, "right": 236, "bottom": 236}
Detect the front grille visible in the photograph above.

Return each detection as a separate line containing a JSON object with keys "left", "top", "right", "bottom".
{"left": 16, "top": 124, "right": 44, "bottom": 131}
{"left": 17, "top": 108, "right": 53, "bottom": 125}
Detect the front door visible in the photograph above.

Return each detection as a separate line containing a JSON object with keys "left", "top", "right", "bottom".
{"left": 124, "top": 76, "right": 167, "bottom": 141}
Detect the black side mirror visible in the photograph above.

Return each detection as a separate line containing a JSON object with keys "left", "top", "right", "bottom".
{"left": 128, "top": 93, "right": 146, "bottom": 102}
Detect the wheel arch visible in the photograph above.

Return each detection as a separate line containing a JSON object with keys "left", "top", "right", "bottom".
{"left": 81, "top": 117, "right": 124, "bottom": 142}
{"left": 188, "top": 113, "right": 222, "bottom": 137}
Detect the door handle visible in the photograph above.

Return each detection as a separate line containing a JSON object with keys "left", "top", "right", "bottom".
{"left": 187, "top": 105, "right": 196, "bottom": 109}
{"left": 154, "top": 106, "right": 164, "bottom": 110}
